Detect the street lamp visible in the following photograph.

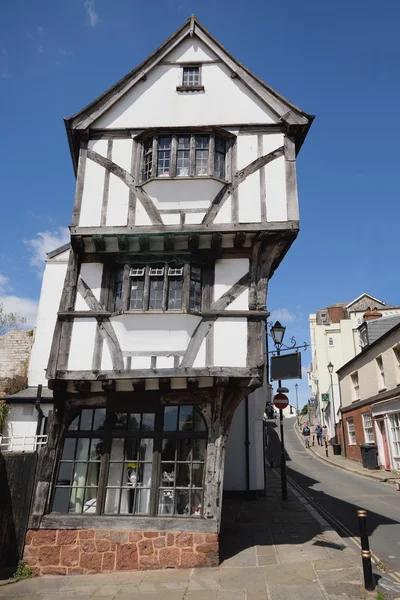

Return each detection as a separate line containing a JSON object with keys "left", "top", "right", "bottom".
{"left": 266, "top": 320, "right": 288, "bottom": 501}
{"left": 327, "top": 362, "right": 337, "bottom": 440}
{"left": 295, "top": 383, "right": 299, "bottom": 421}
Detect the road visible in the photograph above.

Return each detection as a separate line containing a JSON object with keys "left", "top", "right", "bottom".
{"left": 266, "top": 417, "right": 400, "bottom": 591}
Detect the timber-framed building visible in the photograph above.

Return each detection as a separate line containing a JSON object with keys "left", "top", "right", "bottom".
{"left": 24, "top": 16, "right": 313, "bottom": 573}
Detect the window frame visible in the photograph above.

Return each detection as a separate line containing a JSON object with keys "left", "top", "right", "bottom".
{"left": 182, "top": 65, "right": 201, "bottom": 87}
{"left": 362, "top": 412, "right": 374, "bottom": 444}
{"left": 346, "top": 417, "right": 356, "bottom": 445}
{"left": 138, "top": 130, "right": 232, "bottom": 183}
{"left": 114, "top": 263, "right": 202, "bottom": 314}
{"left": 351, "top": 371, "right": 360, "bottom": 401}
{"left": 376, "top": 355, "right": 386, "bottom": 390}
{"left": 51, "top": 406, "right": 208, "bottom": 519}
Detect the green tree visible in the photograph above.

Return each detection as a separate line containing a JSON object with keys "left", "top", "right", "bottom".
{"left": 0, "top": 303, "right": 26, "bottom": 336}
{"left": 300, "top": 405, "right": 308, "bottom": 416}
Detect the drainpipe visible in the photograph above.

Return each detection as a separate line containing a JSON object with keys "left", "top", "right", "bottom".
{"left": 245, "top": 396, "right": 250, "bottom": 493}
{"left": 35, "top": 384, "right": 44, "bottom": 438}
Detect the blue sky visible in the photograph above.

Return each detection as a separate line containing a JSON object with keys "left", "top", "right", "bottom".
{"left": 1, "top": 0, "right": 399, "bottom": 407}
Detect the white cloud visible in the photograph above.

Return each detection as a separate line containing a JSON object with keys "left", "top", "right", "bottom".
{"left": 0, "top": 294, "right": 38, "bottom": 328}
{"left": 24, "top": 227, "right": 69, "bottom": 275}
{"left": 58, "top": 48, "right": 73, "bottom": 56}
{"left": 269, "top": 308, "right": 297, "bottom": 324}
{"left": 84, "top": 0, "right": 99, "bottom": 26}
{"left": 0, "top": 274, "right": 10, "bottom": 291}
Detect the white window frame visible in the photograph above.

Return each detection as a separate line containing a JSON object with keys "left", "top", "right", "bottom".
{"left": 389, "top": 413, "right": 400, "bottom": 464}
{"left": 328, "top": 336, "right": 334, "bottom": 347}
{"left": 351, "top": 372, "right": 360, "bottom": 401}
{"left": 393, "top": 346, "right": 400, "bottom": 383}
{"left": 362, "top": 412, "right": 374, "bottom": 443}
{"left": 182, "top": 65, "right": 201, "bottom": 87}
{"left": 347, "top": 417, "right": 356, "bottom": 445}
{"left": 376, "top": 356, "right": 386, "bottom": 390}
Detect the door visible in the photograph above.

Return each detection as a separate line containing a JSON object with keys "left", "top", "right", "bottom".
{"left": 376, "top": 418, "right": 391, "bottom": 470}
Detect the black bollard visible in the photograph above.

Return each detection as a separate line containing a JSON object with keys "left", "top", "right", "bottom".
{"left": 325, "top": 439, "right": 329, "bottom": 457}
{"left": 357, "top": 509, "right": 374, "bottom": 591}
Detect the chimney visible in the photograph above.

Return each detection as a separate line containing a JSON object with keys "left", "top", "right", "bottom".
{"left": 363, "top": 307, "right": 383, "bottom": 322}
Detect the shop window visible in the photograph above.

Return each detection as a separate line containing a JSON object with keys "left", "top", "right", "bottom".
{"left": 51, "top": 406, "right": 207, "bottom": 518}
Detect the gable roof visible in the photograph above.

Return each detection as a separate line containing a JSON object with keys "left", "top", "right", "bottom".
{"left": 46, "top": 242, "right": 71, "bottom": 259}
{"left": 64, "top": 16, "right": 314, "bottom": 172}
{"left": 346, "top": 293, "right": 386, "bottom": 309}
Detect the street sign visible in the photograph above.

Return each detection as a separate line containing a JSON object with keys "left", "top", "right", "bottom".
{"left": 273, "top": 393, "right": 289, "bottom": 410}
{"left": 270, "top": 352, "right": 301, "bottom": 381}
{"left": 321, "top": 393, "right": 329, "bottom": 402}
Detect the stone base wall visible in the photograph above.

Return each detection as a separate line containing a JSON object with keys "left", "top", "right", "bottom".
{"left": 23, "top": 529, "right": 219, "bottom": 576}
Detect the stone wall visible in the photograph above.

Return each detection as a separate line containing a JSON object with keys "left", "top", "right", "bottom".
{"left": 0, "top": 330, "right": 33, "bottom": 381}
{"left": 23, "top": 529, "right": 219, "bottom": 575}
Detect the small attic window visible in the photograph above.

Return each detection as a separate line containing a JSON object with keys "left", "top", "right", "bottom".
{"left": 183, "top": 66, "right": 200, "bottom": 86}
{"left": 177, "top": 65, "right": 204, "bottom": 92}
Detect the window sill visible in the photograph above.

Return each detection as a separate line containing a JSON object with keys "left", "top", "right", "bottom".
{"left": 176, "top": 85, "right": 205, "bottom": 92}
{"left": 40, "top": 513, "right": 217, "bottom": 533}
{"left": 140, "top": 175, "right": 228, "bottom": 186}
{"left": 111, "top": 310, "right": 202, "bottom": 317}
{"left": 378, "top": 388, "right": 387, "bottom": 393}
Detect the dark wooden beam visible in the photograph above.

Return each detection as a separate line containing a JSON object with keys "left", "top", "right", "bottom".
{"left": 187, "top": 377, "right": 199, "bottom": 390}
{"left": 211, "top": 232, "right": 222, "bottom": 251}
{"left": 74, "top": 381, "right": 91, "bottom": 393}
{"left": 188, "top": 233, "right": 200, "bottom": 250}
{"left": 159, "top": 378, "right": 171, "bottom": 392}
{"left": 55, "top": 367, "right": 260, "bottom": 380}
{"left": 139, "top": 234, "right": 150, "bottom": 252}
{"left": 164, "top": 234, "right": 174, "bottom": 251}
{"left": 117, "top": 235, "right": 130, "bottom": 251}
{"left": 92, "top": 235, "right": 106, "bottom": 251}
{"left": 101, "top": 380, "right": 116, "bottom": 392}
{"left": 234, "top": 231, "right": 246, "bottom": 248}
{"left": 132, "top": 379, "right": 145, "bottom": 391}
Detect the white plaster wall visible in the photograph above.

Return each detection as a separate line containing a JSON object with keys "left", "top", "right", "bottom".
{"left": 248, "top": 387, "right": 267, "bottom": 490}
{"left": 106, "top": 139, "right": 132, "bottom": 226}
{"left": 94, "top": 41, "right": 277, "bottom": 129}
{"left": 166, "top": 37, "right": 218, "bottom": 62}
{"left": 79, "top": 139, "right": 107, "bottom": 227}
{"left": 214, "top": 258, "right": 249, "bottom": 307}
{"left": 68, "top": 320, "right": 97, "bottom": 370}
{"left": 145, "top": 178, "right": 222, "bottom": 211}
{"left": 193, "top": 338, "right": 206, "bottom": 368}
{"left": 224, "top": 398, "right": 246, "bottom": 490}
{"left": 28, "top": 259, "right": 68, "bottom": 387}
{"left": 236, "top": 135, "right": 260, "bottom": 223}
{"left": 75, "top": 263, "right": 103, "bottom": 310}
{"left": 3, "top": 404, "right": 53, "bottom": 448}
{"left": 214, "top": 319, "right": 247, "bottom": 367}
{"left": 263, "top": 134, "right": 287, "bottom": 222}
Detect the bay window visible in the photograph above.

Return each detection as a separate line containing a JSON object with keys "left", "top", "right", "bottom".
{"left": 52, "top": 406, "right": 207, "bottom": 517}
{"left": 141, "top": 132, "right": 229, "bottom": 182}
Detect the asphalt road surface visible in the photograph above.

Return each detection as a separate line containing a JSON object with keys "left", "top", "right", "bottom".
{"left": 266, "top": 417, "right": 400, "bottom": 592}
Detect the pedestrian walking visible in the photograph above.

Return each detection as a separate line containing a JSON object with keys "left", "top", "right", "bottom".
{"left": 302, "top": 424, "right": 311, "bottom": 448}
{"left": 322, "top": 425, "right": 329, "bottom": 445}
{"left": 315, "top": 424, "right": 323, "bottom": 446}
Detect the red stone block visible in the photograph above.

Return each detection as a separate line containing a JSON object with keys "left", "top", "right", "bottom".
{"left": 67, "top": 567, "right": 85, "bottom": 575}
{"left": 32, "top": 531, "right": 57, "bottom": 547}
{"left": 61, "top": 546, "right": 80, "bottom": 567}
{"left": 110, "top": 531, "right": 128, "bottom": 544}
{"left": 193, "top": 533, "right": 204, "bottom": 544}
{"left": 204, "top": 533, "right": 219, "bottom": 543}
{"left": 24, "top": 545, "right": 38, "bottom": 558}
{"left": 95, "top": 529, "right": 111, "bottom": 539}
{"left": 138, "top": 539, "right": 153, "bottom": 556}
{"left": 166, "top": 533, "right": 175, "bottom": 547}
{"left": 176, "top": 533, "right": 193, "bottom": 547}
{"left": 110, "top": 543, "right": 116, "bottom": 551}
{"left": 57, "top": 531, "right": 78, "bottom": 546}
{"left": 96, "top": 540, "right": 111, "bottom": 552}
{"left": 25, "top": 531, "right": 33, "bottom": 546}
{"left": 38, "top": 545, "right": 61, "bottom": 566}
{"left": 81, "top": 540, "right": 96, "bottom": 553}
{"left": 159, "top": 547, "right": 180, "bottom": 567}
{"left": 79, "top": 530, "right": 95, "bottom": 539}
{"left": 24, "top": 556, "right": 38, "bottom": 567}
{"left": 41, "top": 566, "right": 67, "bottom": 576}
{"left": 180, "top": 552, "right": 207, "bottom": 568}
{"left": 153, "top": 537, "right": 166, "bottom": 549}
{"left": 139, "top": 556, "right": 160, "bottom": 570}
{"left": 116, "top": 544, "right": 138, "bottom": 570}
{"left": 143, "top": 531, "right": 158, "bottom": 538}
{"left": 128, "top": 532, "right": 142, "bottom": 543}
{"left": 196, "top": 543, "right": 218, "bottom": 554}
{"left": 102, "top": 551, "right": 116, "bottom": 571}
{"left": 80, "top": 552, "right": 102, "bottom": 571}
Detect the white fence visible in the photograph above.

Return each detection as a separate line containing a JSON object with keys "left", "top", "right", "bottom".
{"left": 0, "top": 435, "right": 48, "bottom": 452}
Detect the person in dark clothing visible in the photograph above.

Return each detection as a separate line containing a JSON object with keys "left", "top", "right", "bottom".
{"left": 315, "top": 424, "right": 323, "bottom": 446}
{"left": 302, "top": 424, "right": 311, "bottom": 448}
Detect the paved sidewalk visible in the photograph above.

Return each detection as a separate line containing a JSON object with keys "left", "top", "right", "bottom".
{"left": 2, "top": 468, "right": 366, "bottom": 600}
{"left": 296, "top": 422, "right": 400, "bottom": 487}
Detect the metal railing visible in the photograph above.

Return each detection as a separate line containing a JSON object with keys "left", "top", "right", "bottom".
{"left": 0, "top": 434, "right": 48, "bottom": 452}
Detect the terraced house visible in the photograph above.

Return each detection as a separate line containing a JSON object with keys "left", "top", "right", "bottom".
{"left": 23, "top": 17, "right": 313, "bottom": 573}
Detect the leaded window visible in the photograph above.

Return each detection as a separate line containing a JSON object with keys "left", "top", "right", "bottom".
{"left": 141, "top": 133, "right": 228, "bottom": 181}
{"left": 51, "top": 406, "right": 207, "bottom": 518}
{"left": 114, "top": 264, "right": 201, "bottom": 313}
